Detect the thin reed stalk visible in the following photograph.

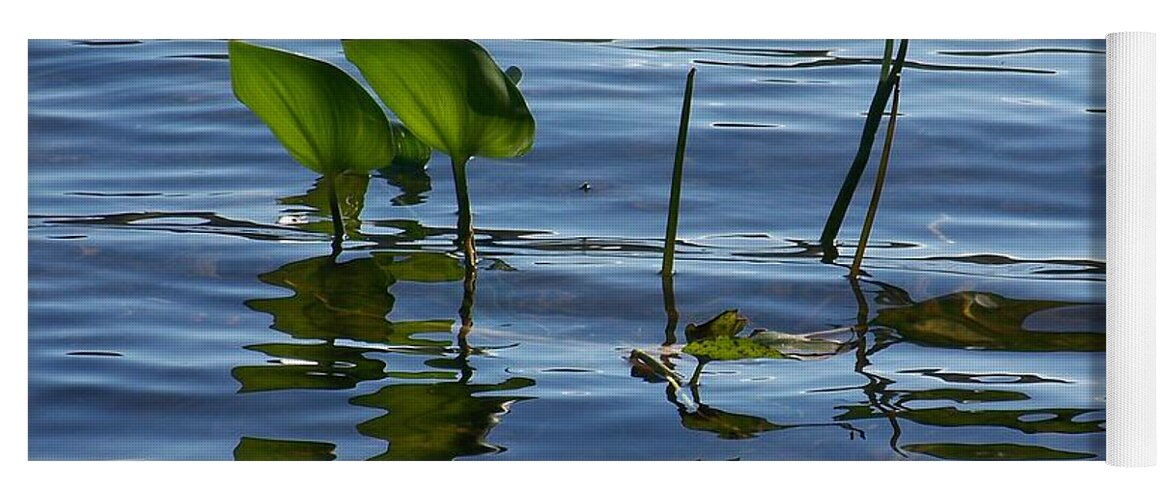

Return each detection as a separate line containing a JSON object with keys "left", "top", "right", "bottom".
{"left": 662, "top": 67, "right": 697, "bottom": 276}
{"left": 818, "top": 39, "right": 908, "bottom": 261}
{"left": 849, "top": 75, "right": 903, "bottom": 278}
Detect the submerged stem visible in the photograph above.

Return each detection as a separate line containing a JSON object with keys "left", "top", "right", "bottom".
{"left": 849, "top": 75, "right": 902, "bottom": 279}
{"left": 451, "top": 157, "right": 476, "bottom": 266}
{"left": 457, "top": 259, "right": 477, "bottom": 380}
{"left": 325, "top": 173, "right": 345, "bottom": 256}
{"left": 662, "top": 67, "right": 697, "bottom": 277}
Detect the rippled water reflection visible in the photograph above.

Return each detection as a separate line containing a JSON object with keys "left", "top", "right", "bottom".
{"left": 29, "top": 39, "right": 1105, "bottom": 460}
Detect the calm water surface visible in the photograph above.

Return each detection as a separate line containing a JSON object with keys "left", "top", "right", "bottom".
{"left": 29, "top": 39, "right": 1106, "bottom": 460}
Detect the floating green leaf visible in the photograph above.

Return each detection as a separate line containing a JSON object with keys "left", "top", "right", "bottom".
{"left": 902, "top": 443, "right": 1096, "bottom": 461}
{"left": 343, "top": 39, "right": 536, "bottom": 162}
{"left": 229, "top": 41, "right": 395, "bottom": 174}
{"left": 683, "top": 337, "right": 781, "bottom": 361}
{"left": 684, "top": 310, "right": 748, "bottom": 342}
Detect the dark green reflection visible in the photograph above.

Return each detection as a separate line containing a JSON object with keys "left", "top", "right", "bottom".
{"left": 351, "top": 377, "right": 535, "bottom": 460}
{"left": 835, "top": 388, "right": 1105, "bottom": 435}
{"left": 244, "top": 255, "right": 453, "bottom": 348}
{"left": 234, "top": 437, "right": 337, "bottom": 461}
{"left": 233, "top": 343, "right": 386, "bottom": 392}
{"left": 280, "top": 173, "right": 370, "bottom": 241}
{"left": 377, "top": 164, "right": 433, "bottom": 206}
{"left": 903, "top": 443, "right": 1096, "bottom": 460}
{"left": 873, "top": 291, "right": 1104, "bottom": 352}
{"left": 239, "top": 223, "right": 533, "bottom": 459}
{"left": 667, "top": 382, "right": 781, "bottom": 439}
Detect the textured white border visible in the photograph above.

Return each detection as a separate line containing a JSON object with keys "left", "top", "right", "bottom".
{"left": 1107, "top": 32, "right": 1157, "bottom": 467}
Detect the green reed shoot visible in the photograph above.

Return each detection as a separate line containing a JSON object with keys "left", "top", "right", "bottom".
{"left": 849, "top": 75, "right": 903, "bottom": 278}
{"left": 662, "top": 68, "right": 697, "bottom": 277}
{"left": 819, "top": 39, "right": 909, "bottom": 261}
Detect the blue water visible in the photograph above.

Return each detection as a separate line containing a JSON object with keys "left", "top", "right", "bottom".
{"left": 29, "top": 39, "right": 1105, "bottom": 460}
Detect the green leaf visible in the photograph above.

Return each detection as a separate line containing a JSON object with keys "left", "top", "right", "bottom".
{"left": 390, "top": 122, "right": 432, "bottom": 168}
{"left": 684, "top": 310, "right": 748, "bottom": 342}
{"left": 229, "top": 40, "right": 395, "bottom": 174}
{"left": 683, "top": 337, "right": 781, "bottom": 361}
{"left": 343, "top": 40, "right": 536, "bottom": 161}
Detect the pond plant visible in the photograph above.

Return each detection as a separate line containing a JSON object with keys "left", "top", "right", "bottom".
{"left": 343, "top": 40, "right": 536, "bottom": 267}
{"left": 229, "top": 40, "right": 532, "bottom": 261}
{"left": 229, "top": 41, "right": 426, "bottom": 254}
{"left": 849, "top": 67, "right": 904, "bottom": 278}
{"left": 660, "top": 67, "right": 697, "bottom": 345}
{"left": 661, "top": 67, "right": 697, "bottom": 278}
{"left": 819, "top": 39, "right": 909, "bottom": 262}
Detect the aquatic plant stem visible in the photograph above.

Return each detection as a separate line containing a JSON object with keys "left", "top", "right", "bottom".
{"left": 453, "top": 155, "right": 479, "bottom": 344}
{"left": 457, "top": 260, "right": 476, "bottom": 382}
{"left": 662, "top": 68, "right": 697, "bottom": 277}
{"left": 880, "top": 39, "right": 894, "bottom": 81}
{"left": 452, "top": 156, "right": 476, "bottom": 266}
{"left": 849, "top": 75, "right": 902, "bottom": 279}
{"left": 325, "top": 173, "right": 345, "bottom": 256}
{"left": 818, "top": 39, "right": 908, "bottom": 261}
{"left": 662, "top": 272, "right": 680, "bottom": 346}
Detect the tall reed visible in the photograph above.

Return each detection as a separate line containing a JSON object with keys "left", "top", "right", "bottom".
{"left": 819, "top": 40, "right": 909, "bottom": 261}
{"left": 849, "top": 75, "right": 903, "bottom": 278}
{"left": 662, "top": 68, "right": 697, "bottom": 277}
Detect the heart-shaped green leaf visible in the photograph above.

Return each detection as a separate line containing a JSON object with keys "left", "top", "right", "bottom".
{"left": 343, "top": 40, "right": 536, "bottom": 162}
{"left": 229, "top": 40, "right": 396, "bottom": 174}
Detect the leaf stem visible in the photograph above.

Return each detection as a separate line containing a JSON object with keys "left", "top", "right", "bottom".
{"left": 451, "top": 156, "right": 476, "bottom": 266}
{"left": 849, "top": 75, "right": 902, "bottom": 279}
{"left": 663, "top": 68, "right": 697, "bottom": 277}
{"left": 662, "top": 271, "right": 679, "bottom": 346}
{"left": 325, "top": 173, "right": 345, "bottom": 256}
